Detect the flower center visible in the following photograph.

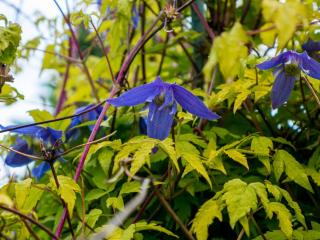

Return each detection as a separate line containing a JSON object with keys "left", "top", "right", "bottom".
{"left": 154, "top": 94, "right": 165, "bottom": 106}
{"left": 284, "top": 63, "right": 300, "bottom": 77}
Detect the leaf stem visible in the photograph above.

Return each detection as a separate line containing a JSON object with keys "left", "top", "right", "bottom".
{"left": 0, "top": 204, "right": 58, "bottom": 239}
{"left": 53, "top": 0, "right": 100, "bottom": 102}
{"left": 152, "top": 184, "right": 195, "bottom": 240}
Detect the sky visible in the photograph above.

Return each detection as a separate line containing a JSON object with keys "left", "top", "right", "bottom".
{"left": 0, "top": 0, "right": 60, "bottom": 185}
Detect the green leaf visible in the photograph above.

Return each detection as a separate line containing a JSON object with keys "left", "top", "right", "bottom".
{"left": 0, "top": 22, "right": 21, "bottom": 64}
{"left": 106, "top": 196, "right": 124, "bottom": 210}
{"left": 85, "top": 189, "right": 107, "bottom": 202}
{"left": 119, "top": 181, "right": 141, "bottom": 195}
{"left": 224, "top": 149, "right": 249, "bottom": 170}
{"left": 15, "top": 178, "right": 32, "bottom": 210}
{"left": 85, "top": 209, "right": 102, "bottom": 234}
{"left": 221, "top": 179, "right": 258, "bottom": 229}
{"left": 176, "top": 141, "right": 212, "bottom": 188}
{"left": 266, "top": 202, "right": 293, "bottom": 238}
{"left": 251, "top": 136, "right": 273, "bottom": 173}
{"left": 50, "top": 176, "right": 81, "bottom": 217}
{"left": 204, "top": 22, "right": 249, "bottom": 80}
{"left": 133, "top": 221, "right": 178, "bottom": 238}
{"left": 233, "top": 89, "right": 250, "bottom": 113}
{"left": 130, "top": 141, "right": 156, "bottom": 176}
{"left": 191, "top": 199, "right": 222, "bottom": 240}
{"left": 158, "top": 138, "right": 179, "bottom": 171}
{"left": 278, "top": 188, "right": 306, "bottom": 228}
{"left": 22, "top": 184, "right": 44, "bottom": 212}
{"left": 274, "top": 150, "right": 313, "bottom": 192}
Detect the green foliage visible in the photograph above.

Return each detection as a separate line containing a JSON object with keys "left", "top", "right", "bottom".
{"left": 2, "top": 0, "right": 320, "bottom": 239}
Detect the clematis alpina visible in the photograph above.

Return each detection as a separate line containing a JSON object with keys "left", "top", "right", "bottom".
{"left": 108, "top": 77, "right": 220, "bottom": 140}
{"left": 256, "top": 50, "right": 320, "bottom": 109}
{"left": 0, "top": 125, "right": 62, "bottom": 179}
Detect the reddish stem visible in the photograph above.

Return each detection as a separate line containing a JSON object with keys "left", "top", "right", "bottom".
{"left": 191, "top": 3, "right": 215, "bottom": 41}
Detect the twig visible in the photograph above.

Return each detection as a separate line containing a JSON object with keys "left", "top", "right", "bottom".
{"left": 0, "top": 205, "right": 58, "bottom": 239}
{"left": 53, "top": 0, "right": 100, "bottom": 102}
{"left": 49, "top": 163, "right": 76, "bottom": 239}
{"left": 0, "top": 100, "right": 106, "bottom": 134}
{"left": 303, "top": 76, "right": 320, "bottom": 108}
{"left": 153, "top": 185, "right": 195, "bottom": 240}
{"left": 157, "top": 33, "right": 170, "bottom": 75}
{"left": 55, "top": 1, "right": 195, "bottom": 235}
{"left": 90, "top": 20, "right": 115, "bottom": 83}
{"left": 191, "top": 3, "right": 215, "bottom": 40}
{"left": 0, "top": 143, "right": 42, "bottom": 160}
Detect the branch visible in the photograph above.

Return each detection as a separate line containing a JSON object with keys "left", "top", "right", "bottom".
{"left": 55, "top": 1, "right": 195, "bottom": 236}
{"left": 0, "top": 205, "right": 58, "bottom": 239}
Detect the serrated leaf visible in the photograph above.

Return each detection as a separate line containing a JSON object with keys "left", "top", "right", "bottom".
{"left": 275, "top": 150, "right": 313, "bottom": 192}
{"left": 266, "top": 202, "right": 292, "bottom": 238}
{"left": 50, "top": 176, "right": 80, "bottom": 217}
{"left": 224, "top": 149, "right": 249, "bottom": 170}
{"left": 221, "top": 179, "right": 258, "bottom": 229}
{"left": 130, "top": 141, "right": 156, "bottom": 176}
{"left": 134, "top": 221, "right": 178, "bottom": 238}
{"left": 266, "top": 182, "right": 282, "bottom": 201}
{"left": 177, "top": 141, "right": 212, "bottom": 188}
{"left": 191, "top": 199, "right": 222, "bottom": 240}
{"left": 251, "top": 136, "right": 273, "bottom": 173}
{"left": 233, "top": 90, "right": 250, "bottom": 113}
{"left": 206, "top": 151, "right": 227, "bottom": 175}
{"left": 158, "top": 138, "right": 179, "bottom": 171}
{"left": 278, "top": 188, "right": 306, "bottom": 228}
{"left": 0, "top": 22, "right": 21, "bottom": 64}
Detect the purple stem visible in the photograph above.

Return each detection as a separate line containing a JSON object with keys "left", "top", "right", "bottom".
{"left": 55, "top": 1, "right": 195, "bottom": 235}
{"left": 191, "top": 3, "right": 215, "bottom": 41}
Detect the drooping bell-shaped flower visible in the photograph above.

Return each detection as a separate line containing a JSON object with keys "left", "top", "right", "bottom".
{"left": 1, "top": 125, "right": 62, "bottom": 179}
{"left": 256, "top": 50, "right": 320, "bottom": 109}
{"left": 5, "top": 138, "right": 33, "bottom": 167}
{"left": 108, "top": 77, "right": 220, "bottom": 140}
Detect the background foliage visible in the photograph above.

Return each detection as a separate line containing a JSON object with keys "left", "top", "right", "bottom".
{"left": 1, "top": 0, "right": 320, "bottom": 239}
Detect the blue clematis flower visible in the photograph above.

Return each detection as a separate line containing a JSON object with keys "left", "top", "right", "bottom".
{"left": 256, "top": 50, "right": 320, "bottom": 109}
{"left": 66, "top": 104, "right": 106, "bottom": 141}
{"left": 302, "top": 39, "right": 320, "bottom": 52}
{"left": 108, "top": 77, "right": 220, "bottom": 140}
{"left": 5, "top": 138, "right": 33, "bottom": 167}
{"left": 1, "top": 125, "right": 62, "bottom": 179}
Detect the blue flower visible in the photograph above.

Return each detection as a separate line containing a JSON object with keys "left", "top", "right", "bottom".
{"left": 5, "top": 138, "right": 33, "bottom": 167}
{"left": 0, "top": 125, "right": 62, "bottom": 145}
{"left": 302, "top": 39, "right": 320, "bottom": 52}
{"left": 66, "top": 104, "right": 106, "bottom": 141}
{"left": 108, "top": 77, "right": 220, "bottom": 140}
{"left": 1, "top": 125, "right": 62, "bottom": 179}
{"left": 256, "top": 50, "right": 320, "bottom": 109}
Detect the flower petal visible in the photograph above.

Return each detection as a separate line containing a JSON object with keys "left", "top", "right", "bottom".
{"left": 256, "top": 52, "right": 289, "bottom": 70}
{"left": 36, "top": 127, "right": 62, "bottom": 144}
{"left": 107, "top": 82, "right": 160, "bottom": 107}
{"left": 5, "top": 138, "right": 33, "bottom": 167}
{"left": 0, "top": 125, "right": 43, "bottom": 137}
{"left": 172, "top": 85, "right": 220, "bottom": 120}
{"left": 32, "top": 162, "right": 51, "bottom": 180}
{"left": 302, "top": 39, "right": 320, "bottom": 52}
{"left": 299, "top": 51, "right": 320, "bottom": 80}
{"left": 147, "top": 101, "right": 176, "bottom": 140}
{"left": 271, "top": 69, "right": 297, "bottom": 109}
